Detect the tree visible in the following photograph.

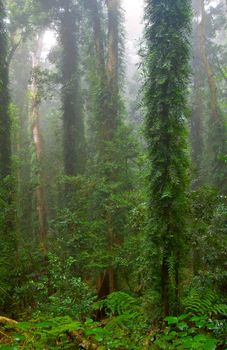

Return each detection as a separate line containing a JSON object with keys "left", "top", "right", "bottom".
{"left": 37, "top": 0, "right": 86, "bottom": 198}
{"left": 29, "top": 34, "right": 47, "bottom": 249}
{"left": 190, "top": 0, "right": 205, "bottom": 187}
{"left": 198, "top": 0, "right": 227, "bottom": 193}
{"left": 0, "top": 0, "right": 16, "bottom": 312}
{"left": 85, "top": 0, "right": 134, "bottom": 297}
{"left": 59, "top": 1, "right": 86, "bottom": 182}
{"left": 144, "top": 0, "right": 191, "bottom": 316}
{"left": 0, "top": 0, "right": 11, "bottom": 181}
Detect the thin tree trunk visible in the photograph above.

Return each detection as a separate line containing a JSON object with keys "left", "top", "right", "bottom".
{"left": 30, "top": 34, "right": 47, "bottom": 250}
{"left": 198, "top": 0, "right": 227, "bottom": 191}
{"left": 190, "top": 10, "right": 205, "bottom": 186}
{"left": 199, "top": 0, "right": 219, "bottom": 122}
{"left": 103, "top": 0, "right": 121, "bottom": 294}
{"left": 0, "top": 0, "right": 11, "bottom": 181}
{"left": 106, "top": 0, "right": 120, "bottom": 135}
{"left": 162, "top": 259, "right": 170, "bottom": 316}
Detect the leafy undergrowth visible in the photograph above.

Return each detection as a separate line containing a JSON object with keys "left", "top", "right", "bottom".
{"left": 0, "top": 313, "right": 226, "bottom": 350}
{"left": 0, "top": 292, "right": 226, "bottom": 349}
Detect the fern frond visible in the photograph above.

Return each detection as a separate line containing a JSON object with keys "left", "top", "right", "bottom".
{"left": 184, "top": 288, "right": 227, "bottom": 316}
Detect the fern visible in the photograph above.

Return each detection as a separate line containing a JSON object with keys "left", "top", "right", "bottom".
{"left": 95, "top": 291, "right": 141, "bottom": 317}
{"left": 184, "top": 289, "right": 227, "bottom": 316}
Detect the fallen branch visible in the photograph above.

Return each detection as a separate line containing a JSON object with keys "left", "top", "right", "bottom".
{"left": 68, "top": 330, "right": 98, "bottom": 350}
{"left": 0, "top": 317, "right": 18, "bottom": 327}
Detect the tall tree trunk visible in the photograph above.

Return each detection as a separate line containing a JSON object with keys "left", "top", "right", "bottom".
{"left": 144, "top": 0, "right": 191, "bottom": 315}
{"left": 199, "top": 0, "right": 219, "bottom": 122}
{"left": 88, "top": 0, "right": 105, "bottom": 72}
{"left": 88, "top": 0, "right": 121, "bottom": 298}
{"left": 198, "top": 0, "right": 227, "bottom": 192}
{"left": 107, "top": 0, "right": 119, "bottom": 85}
{"left": 106, "top": 0, "right": 120, "bottom": 134}
{"left": 0, "top": 0, "right": 11, "bottom": 181}
{"left": 11, "top": 43, "right": 33, "bottom": 237}
{"left": 0, "top": 0, "right": 16, "bottom": 311}
{"left": 190, "top": 6, "right": 205, "bottom": 187}
{"left": 30, "top": 34, "right": 47, "bottom": 249}
{"left": 60, "top": 3, "right": 85, "bottom": 186}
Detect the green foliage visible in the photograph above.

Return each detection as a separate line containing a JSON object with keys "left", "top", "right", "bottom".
{"left": 12, "top": 251, "right": 95, "bottom": 319}
{"left": 1, "top": 316, "right": 82, "bottom": 349}
{"left": 150, "top": 313, "right": 226, "bottom": 350}
{"left": 90, "top": 292, "right": 147, "bottom": 349}
{"left": 1, "top": 310, "right": 226, "bottom": 350}
{"left": 184, "top": 289, "right": 227, "bottom": 316}
{"left": 1, "top": 3, "right": 227, "bottom": 350}
{"left": 6, "top": 0, "right": 49, "bottom": 38}
{"left": 37, "top": 254, "right": 96, "bottom": 319}
{"left": 144, "top": 0, "right": 191, "bottom": 314}
{"left": 189, "top": 187, "right": 227, "bottom": 293}
{"left": 94, "top": 291, "right": 141, "bottom": 317}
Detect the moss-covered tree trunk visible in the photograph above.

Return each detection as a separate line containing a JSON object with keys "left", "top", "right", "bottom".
{"left": 0, "top": 0, "right": 11, "bottom": 181}
{"left": 88, "top": 0, "right": 122, "bottom": 297}
{"left": 0, "top": 0, "right": 15, "bottom": 312}
{"left": 60, "top": 3, "right": 85, "bottom": 186}
{"left": 144, "top": 0, "right": 191, "bottom": 316}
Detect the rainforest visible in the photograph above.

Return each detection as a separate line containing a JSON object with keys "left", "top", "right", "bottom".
{"left": 0, "top": 0, "right": 226, "bottom": 349}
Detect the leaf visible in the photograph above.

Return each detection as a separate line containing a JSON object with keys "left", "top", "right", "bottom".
{"left": 178, "top": 314, "right": 189, "bottom": 321}
{"left": 17, "top": 322, "right": 31, "bottom": 330}
{"left": 177, "top": 322, "right": 189, "bottom": 331}
{"left": 194, "top": 334, "right": 209, "bottom": 342}
{"left": 85, "top": 327, "right": 106, "bottom": 336}
{"left": 165, "top": 316, "right": 178, "bottom": 325}
{"left": 204, "top": 339, "right": 217, "bottom": 350}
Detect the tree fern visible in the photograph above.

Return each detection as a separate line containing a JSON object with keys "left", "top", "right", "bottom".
{"left": 184, "top": 289, "right": 227, "bottom": 316}
{"left": 94, "top": 291, "right": 141, "bottom": 317}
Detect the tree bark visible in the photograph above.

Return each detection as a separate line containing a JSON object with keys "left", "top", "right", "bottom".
{"left": 30, "top": 34, "right": 47, "bottom": 249}
{"left": 0, "top": 0, "right": 11, "bottom": 181}
{"left": 88, "top": 0, "right": 105, "bottom": 72}
{"left": 89, "top": 0, "right": 121, "bottom": 299}
{"left": 198, "top": 0, "right": 227, "bottom": 191}
{"left": 107, "top": 0, "right": 119, "bottom": 84}
{"left": 107, "top": 0, "right": 120, "bottom": 131}
{"left": 198, "top": 0, "right": 219, "bottom": 122}
{"left": 190, "top": 7, "right": 205, "bottom": 185}
{"left": 60, "top": 3, "right": 85, "bottom": 183}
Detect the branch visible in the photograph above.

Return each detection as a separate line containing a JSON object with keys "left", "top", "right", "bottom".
{"left": 205, "top": 39, "right": 227, "bottom": 83}
{"left": 0, "top": 317, "right": 18, "bottom": 327}
{"left": 7, "top": 30, "right": 30, "bottom": 65}
{"left": 7, "top": 38, "right": 23, "bottom": 65}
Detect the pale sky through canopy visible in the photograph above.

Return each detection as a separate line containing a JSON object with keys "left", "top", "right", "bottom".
{"left": 122, "top": 0, "right": 144, "bottom": 74}
{"left": 122, "top": 0, "right": 144, "bottom": 41}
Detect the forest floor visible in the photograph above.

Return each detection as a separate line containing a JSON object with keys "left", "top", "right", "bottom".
{"left": 0, "top": 312, "right": 226, "bottom": 349}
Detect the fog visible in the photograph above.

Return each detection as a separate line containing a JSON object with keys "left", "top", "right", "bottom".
{"left": 123, "top": 0, "right": 144, "bottom": 67}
